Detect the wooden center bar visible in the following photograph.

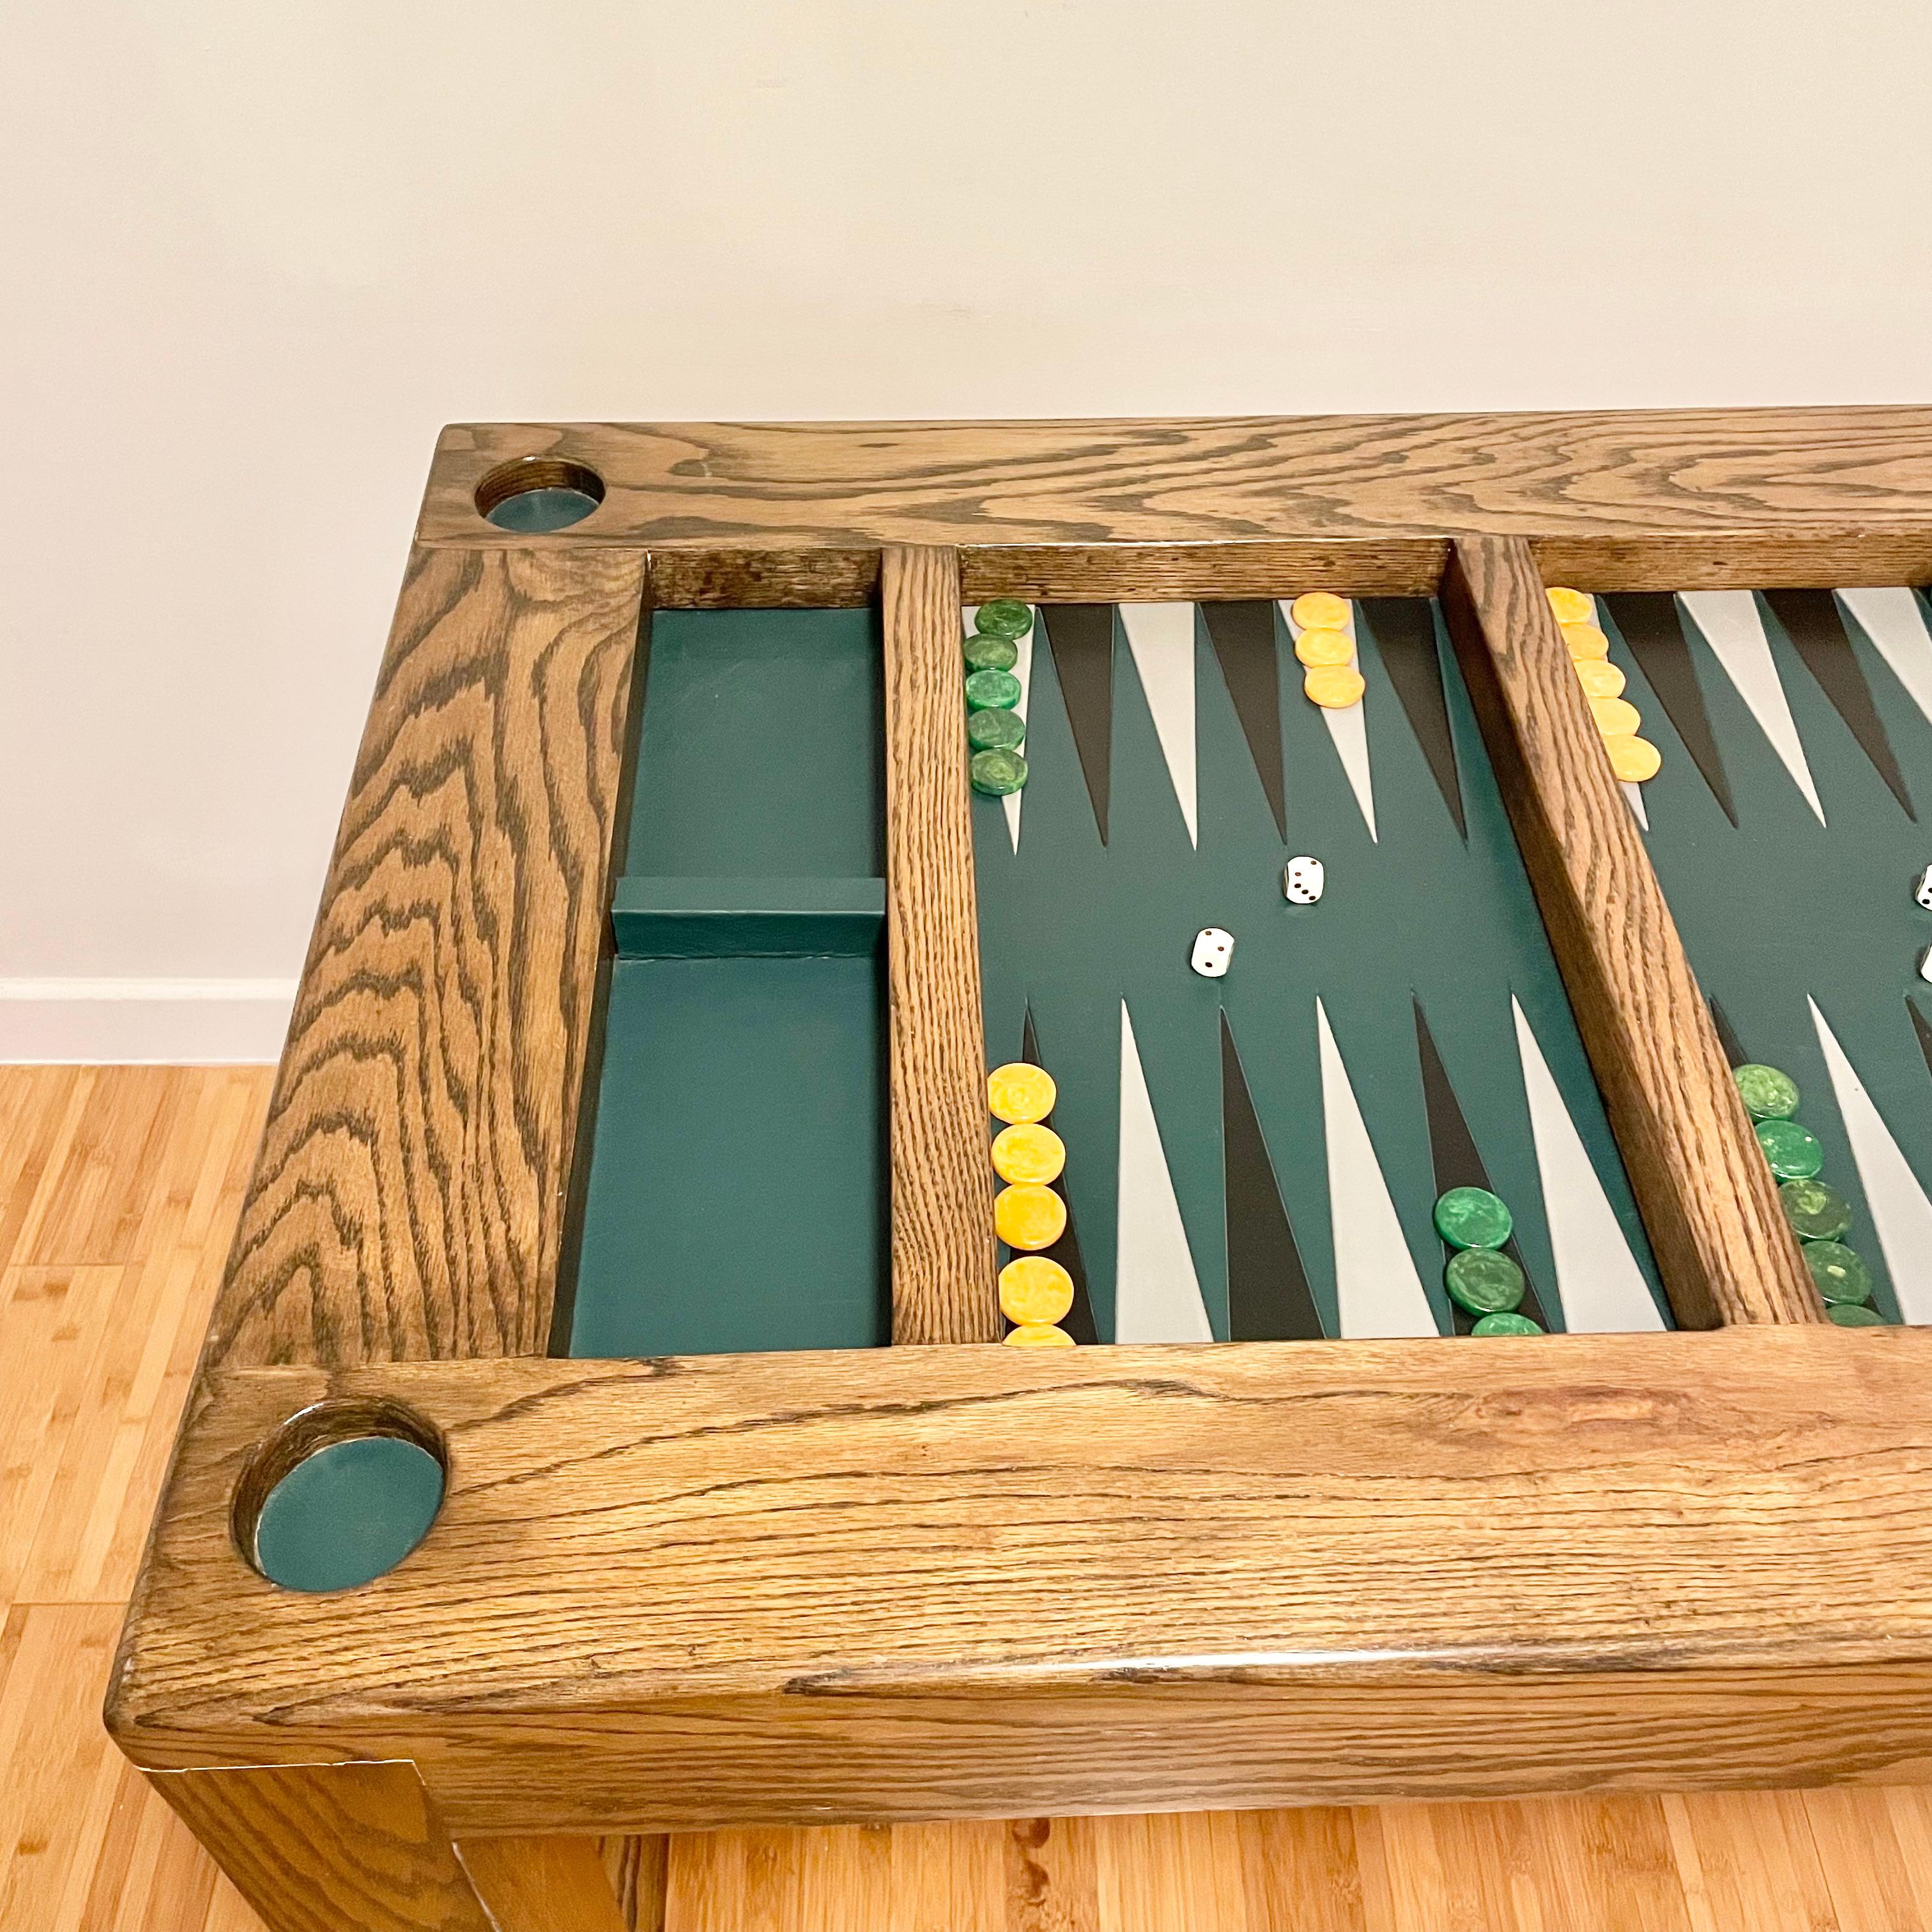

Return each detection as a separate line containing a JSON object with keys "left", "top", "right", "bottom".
{"left": 110, "top": 408, "right": 1932, "bottom": 1932}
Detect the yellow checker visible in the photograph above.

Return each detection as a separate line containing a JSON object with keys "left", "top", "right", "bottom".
{"left": 1293, "top": 627, "right": 1354, "bottom": 668}
{"left": 999, "top": 1255, "right": 1075, "bottom": 1326}
{"left": 1303, "top": 664, "right": 1365, "bottom": 710}
{"left": 987, "top": 1061, "right": 1055, "bottom": 1125}
{"left": 1290, "top": 591, "right": 1350, "bottom": 631}
{"left": 992, "top": 1123, "right": 1066, "bottom": 1185}
{"left": 1574, "top": 657, "right": 1626, "bottom": 699}
{"left": 995, "top": 1183, "right": 1068, "bottom": 1252}
{"left": 1003, "top": 1322, "right": 1075, "bottom": 1348}
{"left": 1605, "top": 733, "right": 1662, "bottom": 783}
{"left": 1547, "top": 586, "right": 1595, "bottom": 626}
{"left": 1590, "top": 695, "right": 1642, "bottom": 738}
{"left": 1561, "top": 622, "right": 1611, "bottom": 661}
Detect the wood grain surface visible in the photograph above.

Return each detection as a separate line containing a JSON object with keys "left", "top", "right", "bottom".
{"left": 881, "top": 546, "right": 999, "bottom": 1344}
{"left": 111, "top": 1328, "right": 1932, "bottom": 1828}
{"left": 205, "top": 544, "right": 647, "bottom": 1368}
{"left": 420, "top": 412, "right": 1932, "bottom": 583}
{"left": 1441, "top": 536, "right": 1823, "bottom": 1328}
{"left": 147, "top": 1763, "right": 493, "bottom": 1932}
{"left": 456, "top": 1834, "right": 630, "bottom": 1931}
{"left": 15, "top": 1066, "right": 1926, "bottom": 1932}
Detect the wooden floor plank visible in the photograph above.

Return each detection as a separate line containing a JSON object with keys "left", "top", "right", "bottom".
{"left": 19, "top": 1068, "right": 186, "bottom": 1268}
{"left": 0, "top": 1268, "right": 127, "bottom": 1602}
{"left": 1663, "top": 1791, "right": 1839, "bottom": 1932}
{"left": 17, "top": 1072, "right": 267, "bottom": 1602}
{"left": 0, "top": 1067, "right": 91, "bottom": 1269}
{"left": 889, "top": 1821, "right": 1009, "bottom": 1932}
{"left": 0, "top": 1604, "right": 135, "bottom": 1932}
{"left": 1238, "top": 1809, "right": 1367, "bottom": 1932}
{"left": 76, "top": 1758, "right": 219, "bottom": 1932}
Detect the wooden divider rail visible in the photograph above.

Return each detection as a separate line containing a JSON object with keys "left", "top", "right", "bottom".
{"left": 109, "top": 410, "right": 1932, "bottom": 1932}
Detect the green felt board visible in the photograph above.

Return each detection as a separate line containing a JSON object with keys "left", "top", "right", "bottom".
{"left": 1601, "top": 589, "right": 1932, "bottom": 1324}
{"left": 625, "top": 608, "right": 883, "bottom": 878}
{"left": 569, "top": 957, "right": 888, "bottom": 1356}
{"left": 572, "top": 608, "right": 891, "bottom": 1358}
{"left": 974, "top": 601, "right": 1666, "bottom": 1340}
{"left": 252, "top": 1436, "right": 445, "bottom": 1593}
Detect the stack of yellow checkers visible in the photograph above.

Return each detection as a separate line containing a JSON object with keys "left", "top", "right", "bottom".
{"left": 1290, "top": 590, "right": 1365, "bottom": 710}
{"left": 986, "top": 1062, "right": 1077, "bottom": 1346}
{"left": 1547, "top": 586, "right": 1661, "bottom": 782}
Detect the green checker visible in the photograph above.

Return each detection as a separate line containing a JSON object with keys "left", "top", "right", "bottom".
{"left": 969, "top": 747, "right": 1028, "bottom": 796}
{"left": 967, "top": 707, "right": 1026, "bottom": 753}
{"left": 963, "top": 632, "right": 1019, "bottom": 675}
{"left": 974, "top": 599, "right": 1034, "bottom": 640}
{"left": 965, "top": 667, "right": 1023, "bottom": 712}
{"left": 1445, "top": 1248, "right": 1526, "bottom": 1315}
{"left": 1754, "top": 1117, "right": 1823, "bottom": 1180}
{"left": 1827, "top": 1301, "right": 1889, "bottom": 1327}
{"left": 1471, "top": 1310, "right": 1544, "bottom": 1336}
{"left": 1802, "top": 1239, "right": 1874, "bottom": 1305}
{"left": 1433, "top": 1185, "right": 1513, "bottom": 1251}
{"left": 1779, "top": 1177, "right": 1853, "bottom": 1243}
{"left": 1733, "top": 1063, "right": 1799, "bottom": 1120}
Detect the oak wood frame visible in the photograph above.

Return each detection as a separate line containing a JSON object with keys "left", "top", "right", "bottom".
{"left": 112, "top": 410, "right": 1932, "bottom": 1931}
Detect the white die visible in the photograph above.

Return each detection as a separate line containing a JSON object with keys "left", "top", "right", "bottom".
{"left": 1191, "top": 928, "right": 1234, "bottom": 978}
{"left": 1284, "top": 856, "right": 1324, "bottom": 905}
{"left": 1916, "top": 864, "right": 1932, "bottom": 911}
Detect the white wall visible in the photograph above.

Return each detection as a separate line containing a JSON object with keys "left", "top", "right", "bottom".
{"left": 4, "top": 1, "right": 1931, "bottom": 1056}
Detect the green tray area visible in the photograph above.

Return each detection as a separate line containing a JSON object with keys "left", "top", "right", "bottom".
{"left": 566, "top": 610, "right": 889, "bottom": 1358}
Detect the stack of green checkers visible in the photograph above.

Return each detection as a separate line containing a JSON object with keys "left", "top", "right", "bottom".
{"left": 1733, "top": 1063, "right": 1889, "bottom": 1327}
{"left": 1434, "top": 1185, "right": 1542, "bottom": 1333}
{"left": 965, "top": 601, "right": 1032, "bottom": 795}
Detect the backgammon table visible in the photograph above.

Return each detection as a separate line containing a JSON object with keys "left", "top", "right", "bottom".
{"left": 109, "top": 411, "right": 1932, "bottom": 1929}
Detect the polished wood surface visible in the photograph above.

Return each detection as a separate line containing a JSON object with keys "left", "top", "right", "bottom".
{"left": 114, "top": 1326, "right": 1932, "bottom": 1828}
{"left": 881, "top": 546, "right": 999, "bottom": 1344}
{"left": 148, "top": 1765, "right": 495, "bottom": 1932}
{"left": 1442, "top": 537, "right": 1823, "bottom": 1328}
{"left": 206, "top": 546, "right": 647, "bottom": 1370}
{"left": 8, "top": 1064, "right": 1929, "bottom": 1931}
{"left": 422, "top": 411, "right": 1932, "bottom": 592}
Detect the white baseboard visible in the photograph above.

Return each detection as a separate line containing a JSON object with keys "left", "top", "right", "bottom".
{"left": 0, "top": 978, "right": 298, "bottom": 1064}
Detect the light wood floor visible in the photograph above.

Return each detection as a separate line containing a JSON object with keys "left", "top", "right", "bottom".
{"left": 6, "top": 1064, "right": 1932, "bottom": 1932}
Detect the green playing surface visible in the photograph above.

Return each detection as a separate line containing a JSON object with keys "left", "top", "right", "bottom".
{"left": 972, "top": 599, "right": 1669, "bottom": 1342}
{"left": 1595, "top": 588, "right": 1932, "bottom": 1327}
{"left": 562, "top": 595, "right": 1686, "bottom": 1359}
{"left": 567, "top": 608, "right": 890, "bottom": 1358}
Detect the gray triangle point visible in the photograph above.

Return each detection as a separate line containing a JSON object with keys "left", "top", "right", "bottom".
{"left": 1809, "top": 997, "right": 1932, "bottom": 1324}
{"left": 1510, "top": 997, "right": 1662, "bottom": 1332}
{"left": 1678, "top": 590, "right": 1826, "bottom": 824}
{"left": 1118, "top": 601, "right": 1199, "bottom": 848}
{"left": 1114, "top": 999, "right": 1214, "bottom": 1343}
{"left": 1314, "top": 998, "right": 1434, "bottom": 1337}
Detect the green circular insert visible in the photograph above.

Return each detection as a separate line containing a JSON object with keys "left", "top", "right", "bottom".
{"left": 1445, "top": 1248, "right": 1526, "bottom": 1315}
{"left": 1827, "top": 1301, "right": 1889, "bottom": 1328}
{"left": 1802, "top": 1240, "right": 1873, "bottom": 1305}
{"left": 967, "top": 707, "right": 1026, "bottom": 753}
{"left": 1754, "top": 1117, "right": 1823, "bottom": 1180}
{"left": 1433, "top": 1186, "right": 1513, "bottom": 1251}
{"left": 1471, "top": 1311, "right": 1544, "bottom": 1336}
{"left": 252, "top": 1436, "right": 445, "bottom": 1593}
{"left": 1733, "top": 1063, "right": 1799, "bottom": 1120}
{"left": 965, "top": 668, "right": 1023, "bottom": 712}
{"left": 970, "top": 747, "right": 1029, "bottom": 795}
{"left": 1779, "top": 1177, "right": 1853, "bottom": 1243}
{"left": 963, "top": 632, "right": 1020, "bottom": 674}
{"left": 975, "top": 599, "right": 1034, "bottom": 640}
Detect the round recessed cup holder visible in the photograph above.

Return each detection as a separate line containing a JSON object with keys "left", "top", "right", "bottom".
{"left": 475, "top": 456, "right": 606, "bottom": 533}
{"left": 234, "top": 1399, "right": 447, "bottom": 1593}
